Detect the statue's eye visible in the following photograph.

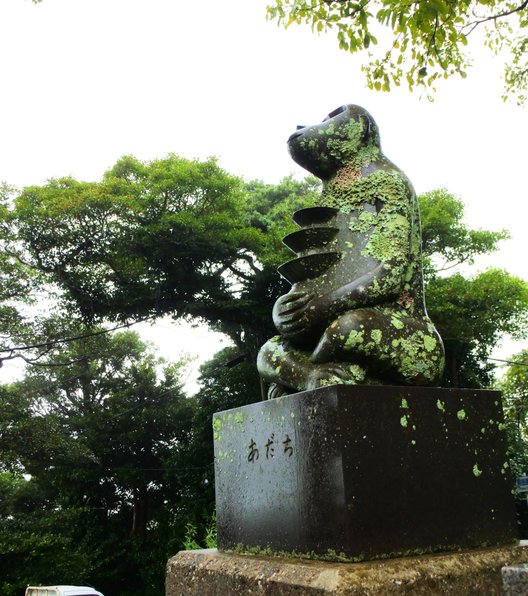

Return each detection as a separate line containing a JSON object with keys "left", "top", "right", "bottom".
{"left": 324, "top": 105, "right": 348, "bottom": 121}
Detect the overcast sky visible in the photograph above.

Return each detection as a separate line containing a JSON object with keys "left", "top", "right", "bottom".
{"left": 1, "top": 0, "right": 526, "bottom": 386}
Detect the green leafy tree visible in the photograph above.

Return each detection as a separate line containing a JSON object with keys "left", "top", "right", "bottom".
{"left": 428, "top": 270, "right": 528, "bottom": 387}
{"left": 0, "top": 328, "right": 195, "bottom": 596}
{"left": 14, "top": 155, "right": 262, "bottom": 323}
{"left": 419, "top": 188, "right": 528, "bottom": 387}
{"left": 501, "top": 349, "right": 528, "bottom": 478}
{"left": 419, "top": 188, "right": 510, "bottom": 272}
{"left": 10, "top": 155, "right": 272, "bottom": 360}
{"left": 267, "top": 0, "right": 528, "bottom": 102}
{"left": 0, "top": 471, "right": 92, "bottom": 596}
{"left": 0, "top": 182, "right": 49, "bottom": 368}
{"left": 9, "top": 164, "right": 319, "bottom": 362}
{"left": 499, "top": 350, "right": 528, "bottom": 537}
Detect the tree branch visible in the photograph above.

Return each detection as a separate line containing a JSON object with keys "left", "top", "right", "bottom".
{"left": 463, "top": 0, "right": 528, "bottom": 35}
{"left": 0, "top": 316, "right": 158, "bottom": 368}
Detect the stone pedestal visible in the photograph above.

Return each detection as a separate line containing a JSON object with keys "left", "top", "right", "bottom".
{"left": 213, "top": 385, "right": 518, "bottom": 559}
{"left": 502, "top": 562, "right": 528, "bottom": 595}
{"left": 166, "top": 545, "right": 528, "bottom": 595}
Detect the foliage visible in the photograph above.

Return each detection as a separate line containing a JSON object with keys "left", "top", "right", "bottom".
{"left": 427, "top": 269, "right": 528, "bottom": 387}
{"left": 419, "top": 188, "right": 528, "bottom": 387}
{"left": 163, "top": 347, "right": 262, "bottom": 542}
{"left": 0, "top": 328, "right": 196, "bottom": 596}
{"left": 267, "top": 0, "right": 528, "bottom": 103}
{"left": 0, "top": 182, "right": 49, "bottom": 368}
{"left": 243, "top": 176, "right": 319, "bottom": 267}
{"left": 14, "top": 155, "right": 262, "bottom": 324}
{"left": 501, "top": 349, "right": 528, "bottom": 479}
{"left": 419, "top": 188, "right": 510, "bottom": 275}
{"left": 182, "top": 513, "right": 217, "bottom": 550}
{"left": 0, "top": 472, "right": 93, "bottom": 596}
{"left": 9, "top": 156, "right": 278, "bottom": 363}
{"left": 8, "top": 165, "right": 319, "bottom": 362}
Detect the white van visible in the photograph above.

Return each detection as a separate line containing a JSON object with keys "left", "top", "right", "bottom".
{"left": 25, "top": 587, "right": 104, "bottom": 596}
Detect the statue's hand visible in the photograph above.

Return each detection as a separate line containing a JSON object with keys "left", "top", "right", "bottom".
{"left": 272, "top": 291, "right": 320, "bottom": 337}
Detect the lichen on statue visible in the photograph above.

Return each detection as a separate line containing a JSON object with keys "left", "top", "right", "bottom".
{"left": 257, "top": 105, "right": 445, "bottom": 398}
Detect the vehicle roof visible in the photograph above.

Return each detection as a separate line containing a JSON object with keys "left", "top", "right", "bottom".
{"left": 26, "top": 587, "right": 103, "bottom": 595}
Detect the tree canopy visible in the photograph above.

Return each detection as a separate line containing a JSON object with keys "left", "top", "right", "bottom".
{"left": 4, "top": 161, "right": 321, "bottom": 363}
{"left": 3, "top": 155, "right": 270, "bottom": 364}
{"left": 501, "top": 349, "right": 528, "bottom": 478}
{"left": 267, "top": 0, "right": 528, "bottom": 103}
{"left": 418, "top": 188, "right": 528, "bottom": 387}
{"left": 13, "top": 155, "right": 262, "bottom": 323}
{"left": 0, "top": 328, "right": 196, "bottom": 595}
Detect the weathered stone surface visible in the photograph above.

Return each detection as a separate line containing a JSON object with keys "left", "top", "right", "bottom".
{"left": 502, "top": 563, "right": 528, "bottom": 595}
{"left": 166, "top": 545, "right": 528, "bottom": 595}
{"left": 214, "top": 385, "right": 517, "bottom": 559}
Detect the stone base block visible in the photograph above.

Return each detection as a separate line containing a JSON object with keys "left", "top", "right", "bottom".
{"left": 502, "top": 562, "right": 528, "bottom": 595}
{"left": 214, "top": 385, "right": 518, "bottom": 559}
{"left": 166, "top": 546, "right": 528, "bottom": 595}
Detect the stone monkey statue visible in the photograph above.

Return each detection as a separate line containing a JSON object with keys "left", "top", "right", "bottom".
{"left": 257, "top": 104, "right": 444, "bottom": 398}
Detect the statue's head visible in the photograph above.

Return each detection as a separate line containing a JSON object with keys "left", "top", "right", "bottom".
{"left": 287, "top": 104, "right": 380, "bottom": 180}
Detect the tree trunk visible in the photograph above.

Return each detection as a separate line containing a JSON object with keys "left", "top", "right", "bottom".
{"left": 131, "top": 485, "right": 148, "bottom": 541}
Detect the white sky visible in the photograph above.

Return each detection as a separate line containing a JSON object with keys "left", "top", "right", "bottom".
{"left": 1, "top": 0, "right": 527, "bottom": 386}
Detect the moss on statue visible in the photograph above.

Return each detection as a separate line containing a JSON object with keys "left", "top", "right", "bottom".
{"left": 257, "top": 104, "right": 444, "bottom": 396}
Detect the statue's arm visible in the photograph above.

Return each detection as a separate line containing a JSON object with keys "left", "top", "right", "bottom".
{"left": 274, "top": 203, "right": 415, "bottom": 338}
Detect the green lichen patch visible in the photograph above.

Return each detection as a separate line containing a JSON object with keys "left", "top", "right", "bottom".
{"left": 348, "top": 209, "right": 377, "bottom": 233}
{"left": 391, "top": 315, "right": 405, "bottom": 330}
{"left": 348, "top": 364, "right": 367, "bottom": 383}
{"left": 473, "top": 464, "right": 483, "bottom": 478}
{"left": 423, "top": 335, "right": 437, "bottom": 352}
{"left": 228, "top": 541, "right": 471, "bottom": 564}
{"left": 345, "top": 329, "right": 365, "bottom": 349}
{"left": 370, "top": 329, "right": 383, "bottom": 344}
{"left": 212, "top": 417, "right": 223, "bottom": 442}
{"left": 457, "top": 409, "right": 467, "bottom": 421}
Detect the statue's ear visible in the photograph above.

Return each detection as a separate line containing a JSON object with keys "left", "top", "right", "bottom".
{"left": 359, "top": 114, "right": 371, "bottom": 142}
{"left": 358, "top": 112, "right": 380, "bottom": 147}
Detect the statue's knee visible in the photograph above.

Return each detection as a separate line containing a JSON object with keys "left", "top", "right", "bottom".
{"left": 257, "top": 336, "right": 284, "bottom": 375}
{"left": 327, "top": 310, "right": 375, "bottom": 342}
{"left": 310, "top": 311, "right": 365, "bottom": 363}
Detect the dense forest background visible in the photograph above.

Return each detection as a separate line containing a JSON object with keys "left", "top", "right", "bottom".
{"left": 0, "top": 157, "right": 527, "bottom": 594}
